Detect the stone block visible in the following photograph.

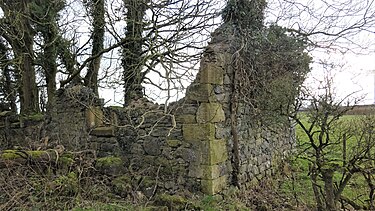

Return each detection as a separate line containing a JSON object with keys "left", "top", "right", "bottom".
{"left": 144, "top": 138, "right": 162, "bottom": 156}
{"left": 186, "top": 84, "right": 216, "bottom": 102}
{"left": 196, "top": 103, "right": 225, "bottom": 123}
{"left": 175, "top": 114, "right": 196, "bottom": 124}
{"left": 90, "top": 126, "right": 115, "bottom": 137}
{"left": 183, "top": 123, "right": 215, "bottom": 141}
{"left": 86, "top": 106, "right": 103, "bottom": 128}
{"left": 166, "top": 139, "right": 181, "bottom": 148}
{"left": 202, "top": 139, "right": 228, "bottom": 165}
{"left": 201, "top": 175, "right": 228, "bottom": 195}
{"left": 199, "top": 63, "right": 224, "bottom": 85}
{"left": 201, "top": 164, "right": 221, "bottom": 180}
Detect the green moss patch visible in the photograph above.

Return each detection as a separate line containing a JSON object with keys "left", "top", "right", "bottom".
{"left": 22, "top": 112, "right": 44, "bottom": 121}
{"left": 95, "top": 156, "right": 124, "bottom": 175}
{"left": 1, "top": 150, "right": 47, "bottom": 160}
{"left": 96, "top": 156, "right": 122, "bottom": 168}
{"left": 154, "top": 194, "right": 189, "bottom": 210}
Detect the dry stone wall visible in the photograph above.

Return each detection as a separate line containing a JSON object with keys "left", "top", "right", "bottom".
{"left": 0, "top": 26, "right": 295, "bottom": 196}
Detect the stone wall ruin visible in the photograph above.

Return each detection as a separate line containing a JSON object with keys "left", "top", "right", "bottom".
{"left": 0, "top": 26, "right": 295, "bottom": 196}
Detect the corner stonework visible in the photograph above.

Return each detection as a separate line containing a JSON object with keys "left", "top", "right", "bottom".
{"left": 180, "top": 44, "right": 230, "bottom": 195}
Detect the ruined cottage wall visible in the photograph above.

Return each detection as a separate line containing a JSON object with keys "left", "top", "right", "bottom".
{"left": 0, "top": 26, "right": 296, "bottom": 196}
{"left": 177, "top": 25, "right": 295, "bottom": 193}
{"left": 0, "top": 111, "right": 43, "bottom": 149}
{"left": 0, "top": 86, "right": 103, "bottom": 150}
{"left": 46, "top": 87, "right": 97, "bottom": 150}
{"left": 235, "top": 105, "right": 295, "bottom": 185}
{"left": 108, "top": 102, "right": 201, "bottom": 194}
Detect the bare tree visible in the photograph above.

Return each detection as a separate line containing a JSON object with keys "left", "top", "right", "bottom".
{"left": 267, "top": 0, "right": 375, "bottom": 53}
{"left": 289, "top": 75, "right": 375, "bottom": 210}
{"left": 59, "top": 0, "right": 222, "bottom": 105}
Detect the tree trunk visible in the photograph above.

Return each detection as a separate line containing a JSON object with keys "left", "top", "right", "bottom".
{"left": 323, "top": 169, "right": 337, "bottom": 211}
{"left": 19, "top": 50, "right": 39, "bottom": 115}
{"left": 122, "top": 0, "right": 147, "bottom": 105}
{"left": 84, "top": 0, "right": 105, "bottom": 95}
{"left": 0, "top": 40, "right": 17, "bottom": 112}
{"left": 3, "top": 0, "right": 40, "bottom": 114}
{"left": 42, "top": 28, "right": 58, "bottom": 111}
{"left": 310, "top": 164, "right": 324, "bottom": 211}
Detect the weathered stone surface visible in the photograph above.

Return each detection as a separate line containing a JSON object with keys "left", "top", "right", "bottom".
{"left": 223, "top": 75, "right": 231, "bottom": 85}
{"left": 175, "top": 148, "right": 196, "bottom": 162}
{"left": 175, "top": 115, "right": 196, "bottom": 124}
{"left": 90, "top": 126, "right": 115, "bottom": 137}
{"left": 199, "top": 63, "right": 224, "bottom": 85}
{"left": 215, "top": 126, "right": 231, "bottom": 139}
{"left": 201, "top": 175, "right": 228, "bottom": 195}
{"left": 0, "top": 25, "right": 298, "bottom": 197}
{"left": 86, "top": 106, "right": 104, "bottom": 128}
{"left": 202, "top": 139, "right": 228, "bottom": 165}
{"left": 144, "top": 138, "right": 162, "bottom": 156}
{"left": 196, "top": 103, "right": 225, "bottom": 123}
{"left": 201, "top": 164, "right": 224, "bottom": 180}
{"left": 186, "top": 84, "right": 216, "bottom": 102}
{"left": 166, "top": 139, "right": 181, "bottom": 148}
{"left": 183, "top": 123, "right": 215, "bottom": 141}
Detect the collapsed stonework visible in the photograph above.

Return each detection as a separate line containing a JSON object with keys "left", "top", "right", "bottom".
{"left": 0, "top": 26, "right": 295, "bottom": 196}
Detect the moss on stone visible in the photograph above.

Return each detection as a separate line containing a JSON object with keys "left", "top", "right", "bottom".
{"left": 59, "top": 156, "right": 74, "bottom": 166}
{"left": 1, "top": 150, "right": 21, "bottom": 159}
{"left": 95, "top": 156, "right": 124, "bottom": 175}
{"left": 1, "top": 150, "right": 46, "bottom": 160}
{"left": 54, "top": 172, "right": 79, "bottom": 195}
{"left": 183, "top": 123, "right": 216, "bottom": 141}
{"left": 28, "top": 150, "right": 46, "bottom": 157}
{"left": 140, "top": 176, "right": 156, "bottom": 188}
{"left": 22, "top": 112, "right": 44, "bottom": 121}
{"left": 96, "top": 156, "right": 122, "bottom": 168}
{"left": 201, "top": 175, "right": 228, "bottom": 195}
{"left": 166, "top": 139, "right": 181, "bottom": 148}
{"left": 112, "top": 175, "right": 133, "bottom": 197}
{"left": 155, "top": 194, "right": 188, "bottom": 210}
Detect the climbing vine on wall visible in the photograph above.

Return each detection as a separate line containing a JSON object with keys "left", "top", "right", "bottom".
{"left": 222, "top": 0, "right": 311, "bottom": 187}
{"left": 225, "top": 0, "right": 311, "bottom": 127}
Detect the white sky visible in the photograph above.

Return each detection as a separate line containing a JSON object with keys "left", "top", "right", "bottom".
{"left": 1, "top": 1, "right": 375, "bottom": 106}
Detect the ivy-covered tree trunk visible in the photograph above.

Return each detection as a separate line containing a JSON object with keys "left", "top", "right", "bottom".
{"left": 17, "top": 14, "right": 39, "bottom": 115}
{"left": 122, "top": 0, "right": 147, "bottom": 105}
{"left": 1, "top": 1, "right": 40, "bottom": 114}
{"left": 42, "top": 30, "right": 58, "bottom": 111}
{"left": 18, "top": 41, "right": 39, "bottom": 115}
{"left": 0, "top": 39, "right": 17, "bottom": 112}
{"left": 84, "top": 0, "right": 105, "bottom": 95}
{"left": 31, "top": 0, "right": 65, "bottom": 111}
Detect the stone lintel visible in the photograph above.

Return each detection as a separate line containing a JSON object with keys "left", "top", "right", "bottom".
{"left": 90, "top": 126, "right": 115, "bottom": 137}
